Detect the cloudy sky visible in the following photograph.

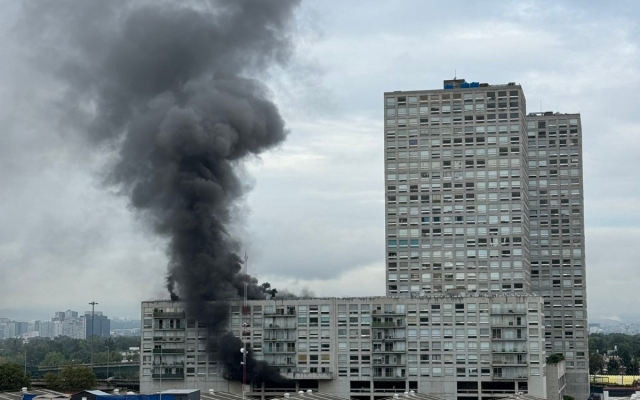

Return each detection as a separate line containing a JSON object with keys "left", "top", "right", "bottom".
{"left": 1, "top": 0, "right": 639, "bottom": 322}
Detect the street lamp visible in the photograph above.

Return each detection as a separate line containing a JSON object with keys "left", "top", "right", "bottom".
{"left": 89, "top": 301, "right": 99, "bottom": 367}
{"left": 240, "top": 347, "right": 247, "bottom": 400}
{"left": 23, "top": 339, "right": 28, "bottom": 375}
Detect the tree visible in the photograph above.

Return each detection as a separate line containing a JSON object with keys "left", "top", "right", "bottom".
{"left": 93, "top": 351, "right": 123, "bottom": 364}
{"left": 0, "top": 363, "right": 31, "bottom": 391}
{"left": 590, "top": 353, "right": 605, "bottom": 374}
{"left": 546, "top": 353, "right": 565, "bottom": 364}
{"left": 43, "top": 372, "right": 61, "bottom": 390}
{"left": 40, "top": 351, "right": 68, "bottom": 368}
{"left": 617, "top": 343, "right": 633, "bottom": 369}
{"left": 564, "top": 396, "right": 575, "bottom": 400}
{"left": 607, "top": 358, "right": 620, "bottom": 374}
{"left": 59, "top": 365, "right": 96, "bottom": 391}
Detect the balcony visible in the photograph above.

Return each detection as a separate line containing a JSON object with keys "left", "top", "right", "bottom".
{"left": 373, "top": 348, "right": 406, "bottom": 353}
{"left": 153, "top": 311, "right": 185, "bottom": 318}
{"left": 373, "top": 321, "right": 403, "bottom": 328}
{"left": 373, "top": 373, "right": 406, "bottom": 379}
{"left": 281, "top": 371, "right": 333, "bottom": 380}
{"left": 492, "top": 348, "right": 527, "bottom": 354}
{"left": 372, "top": 361, "right": 406, "bottom": 366}
{"left": 152, "top": 373, "right": 184, "bottom": 380}
{"left": 492, "top": 336, "right": 527, "bottom": 341}
{"left": 264, "top": 324, "right": 297, "bottom": 329}
{"left": 493, "top": 374, "right": 528, "bottom": 380}
{"left": 372, "top": 336, "right": 405, "bottom": 341}
{"left": 263, "top": 349, "right": 296, "bottom": 354}
{"left": 153, "top": 348, "right": 185, "bottom": 354}
{"left": 492, "top": 322, "right": 526, "bottom": 328}
{"left": 153, "top": 325, "right": 185, "bottom": 331}
{"left": 263, "top": 361, "right": 296, "bottom": 367}
{"left": 264, "top": 311, "right": 296, "bottom": 316}
{"left": 372, "top": 310, "right": 400, "bottom": 315}
{"left": 490, "top": 308, "right": 526, "bottom": 315}
{"left": 492, "top": 360, "right": 527, "bottom": 366}
{"left": 153, "top": 337, "right": 185, "bottom": 342}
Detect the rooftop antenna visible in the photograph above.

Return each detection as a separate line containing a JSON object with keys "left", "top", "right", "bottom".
{"left": 454, "top": 69, "right": 456, "bottom": 80}
{"left": 540, "top": 99, "right": 542, "bottom": 112}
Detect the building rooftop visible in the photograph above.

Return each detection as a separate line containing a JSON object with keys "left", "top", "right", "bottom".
{"left": 143, "top": 292, "right": 540, "bottom": 305}
{"left": 384, "top": 78, "right": 522, "bottom": 94}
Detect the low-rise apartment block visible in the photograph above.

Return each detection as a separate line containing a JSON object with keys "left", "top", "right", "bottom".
{"left": 141, "top": 295, "right": 546, "bottom": 400}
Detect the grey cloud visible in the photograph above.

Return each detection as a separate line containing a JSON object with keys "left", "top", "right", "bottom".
{"left": 1, "top": 0, "right": 640, "bottom": 323}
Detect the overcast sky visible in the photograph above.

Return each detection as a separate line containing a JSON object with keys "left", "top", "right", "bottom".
{"left": 1, "top": 0, "right": 639, "bottom": 322}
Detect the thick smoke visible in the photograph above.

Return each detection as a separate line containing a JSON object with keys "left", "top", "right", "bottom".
{"left": 19, "top": 0, "right": 300, "bottom": 385}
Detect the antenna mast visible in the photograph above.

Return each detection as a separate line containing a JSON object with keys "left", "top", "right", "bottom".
{"left": 241, "top": 253, "right": 249, "bottom": 399}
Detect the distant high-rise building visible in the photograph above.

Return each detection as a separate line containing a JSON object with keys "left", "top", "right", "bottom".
{"left": 383, "top": 79, "right": 588, "bottom": 398}
{"left": 36, "top": 320, "right": 63, "bottom": 339}
{"left": 84, "top": 311, "right": 111, "bottom": 338}
{"left": 53, "top": 311, "right": 66, "bottom": 322}
{"left": 14, "top": 321, "right": 29, "bottom": 337}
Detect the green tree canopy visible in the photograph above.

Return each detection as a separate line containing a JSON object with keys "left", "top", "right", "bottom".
{"left": 43, "top": 372, "right": 60, "bottom": 390}
{"left": 590, "top": 353, "right": 605, "bottom": 374}
{"left": 40, "top": 351, "right": 68, "bottom": 368}
{"left": 607, "top": 358, "right": 621, "bottom": 374}
{"left": 93, "top": 351, "right": 123, "bottom": 364}
{"left": 0, "top": 363, "right": 31, "bottom": 391}
{"left": 546, "top": 353, "right": 565, "bottom": 364}
{"left": 59, "top": 365, "right": 96, "bottom": 391}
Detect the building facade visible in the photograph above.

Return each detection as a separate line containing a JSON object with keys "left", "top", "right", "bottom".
{"left": 383, "top": 80, "right": 588, "bottom": 398}
{"left": 141, "top": 296, "right": 547, "bottom": 400}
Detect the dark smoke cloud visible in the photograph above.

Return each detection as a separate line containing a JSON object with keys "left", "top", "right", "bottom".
{"left": 18, "top": 0, "right": 300, "bottom": 384}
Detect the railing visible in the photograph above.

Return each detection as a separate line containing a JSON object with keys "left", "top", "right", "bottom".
{"left": 373, "top": 321, "right": 402, "bottom": 328}
{"left": 373, "top": 373, "right": 406, "bottom": 379}
{"left": 281, "top": 371, "right": 333, "bottom": 380}
{"left": 373, "top": 348, "right": 406, "bottom": 353}
{"left": 153, "top": 311, "right": 185, "bottom": 318}
{"left": 153, "top": 337, "right": 185, "bottom": 342}
{"left": 152, "top": 362, "right": 185, "bottom": 366}
{"left": 153, "top": 325, "right": 185, "bottom": 330}
{"left": 264, "top": 311, "right": 297, "bottom": 316}
{"left": 491, "top": 360, "right": 527, "bottom": 365}
{"left": 263, "top": 349, "right": 296, "bottom": 354}
{"left": 152, "top": 373, "right": 184, "bottom": 379}
{"left": 264, "top": 323, "right": 297, "bottom": 329}
{"left": 152, "top": 348, "right": 184, "bottom": 354}
{"left": 372, "top": 361, "right": 406, "bottom": 366}
{"left": 492, "top": 348, "right": 527, "bottom": 353}
{"left": 493, "top": 374, "right": 528, "bottom": 380}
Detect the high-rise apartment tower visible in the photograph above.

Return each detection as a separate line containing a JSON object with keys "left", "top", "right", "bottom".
{"left": 383, "top": 79, "right": 588, "bottom": 398}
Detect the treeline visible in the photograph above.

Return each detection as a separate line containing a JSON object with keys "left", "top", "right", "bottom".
{"left": 589, "top": 333, "right": 640, "bottom": 375}
{"left": 0, "top": 336, "right": 140, "bottom": 370}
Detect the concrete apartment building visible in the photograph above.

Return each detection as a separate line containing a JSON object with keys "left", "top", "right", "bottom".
{"left": 383, "top": 80, "right": 587, "bottom": 398}
{"left": 141, "top": 295, "right": 547, "bottom": 399}
{"left": 141, "top": 78, "right": 588, "bottom": 400}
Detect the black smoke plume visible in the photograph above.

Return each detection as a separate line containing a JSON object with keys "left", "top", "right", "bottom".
{"left": 18, "top": 0, "right": 300, "bottom": 385}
